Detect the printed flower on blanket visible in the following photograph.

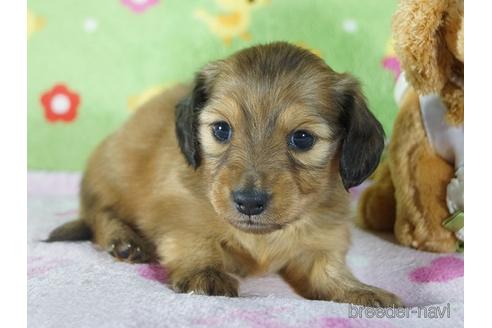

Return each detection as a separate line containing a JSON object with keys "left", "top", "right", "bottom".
{"left": 381, "top": 38, "right": 401, "bottom": 80}
{"left": 121, "top": 0, "right": 160, "bottom": 14}
{"left": 28, "top": 9, "right": 45, "bottom": 38}
{"left": 40, "top": 84, "right": 80, "bottom": 123}
{"left": 409, "top": 256, "right": 464, "bottom": 283}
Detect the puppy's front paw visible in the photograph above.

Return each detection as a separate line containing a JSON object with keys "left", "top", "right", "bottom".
{"left": 342, "top": 286, "right": 402, "bottom": 308}
{"left": 107, "top": 234, "right": 154, "bottom": 263}
{"left": 172, "top": 268, "right": 239, "bottom": 297}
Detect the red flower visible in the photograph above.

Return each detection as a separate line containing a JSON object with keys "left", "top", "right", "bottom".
{"left": 40, "top": 84, "right": 80, "bottom": 123}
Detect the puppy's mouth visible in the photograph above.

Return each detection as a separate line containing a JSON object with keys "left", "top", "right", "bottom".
{"left": 229, "top": 217, "right": 283, "bottom": 234}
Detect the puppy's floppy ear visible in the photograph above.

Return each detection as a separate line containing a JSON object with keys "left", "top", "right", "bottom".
{"left": 335, "top": 74, "right": 385, "bottom": 190}
{"left": 175, "top": 64, "right": 218, "bottom": 168}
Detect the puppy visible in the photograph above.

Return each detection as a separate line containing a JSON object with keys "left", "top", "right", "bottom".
{"left": 48, "top": 42, "right": 401, "bottom": 306}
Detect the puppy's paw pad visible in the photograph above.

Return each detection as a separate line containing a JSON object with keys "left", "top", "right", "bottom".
{"left": 173, "top": 268, "right": 239, "bottom": 297}
{"left": 345, "top": 287, "right": 402, "bottom": 308}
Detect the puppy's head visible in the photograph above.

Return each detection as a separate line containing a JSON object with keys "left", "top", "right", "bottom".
{"left": 176, "top": 42, "right": 384, "bottom": 234}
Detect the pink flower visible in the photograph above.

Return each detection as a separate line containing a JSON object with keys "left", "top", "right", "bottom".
{"left": 381, "top": 56, "right": 401, "bottom": 80}
{"left": 121, "top": 0, "right": 159, "bottom": 14}
{"left": 409, "top": 256, "right": 464, "bottom": 283}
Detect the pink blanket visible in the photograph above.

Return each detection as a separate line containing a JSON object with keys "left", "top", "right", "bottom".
{"left": 28, "top": 172, "right": 464, "bottom": 328}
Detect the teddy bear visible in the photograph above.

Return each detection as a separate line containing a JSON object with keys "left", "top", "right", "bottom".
{"left": 358, "top": 0, "right": 464, "bottom": 253}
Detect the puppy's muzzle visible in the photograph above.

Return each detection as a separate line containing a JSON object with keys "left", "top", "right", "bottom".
{"left": 232, "top": 189, "right": 269, "bottom": 216}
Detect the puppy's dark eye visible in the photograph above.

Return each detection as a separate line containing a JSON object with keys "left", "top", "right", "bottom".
{"left": 289, "top": 130, "right": 315, "bottom": 150}
{"left": 212, "top": 121, "right": 232, "bottom": 143}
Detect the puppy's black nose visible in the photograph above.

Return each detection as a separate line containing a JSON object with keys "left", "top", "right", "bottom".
{"left": 232, "top": 189, "right": 268, "bottom": 216}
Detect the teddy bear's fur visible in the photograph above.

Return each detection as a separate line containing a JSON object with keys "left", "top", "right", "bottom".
{"left": 358, "top": 0, "right": 463, "bottom": 252}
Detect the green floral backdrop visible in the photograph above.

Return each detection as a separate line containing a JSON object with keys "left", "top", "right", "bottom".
{"left": 28, "top": 0, "right": 400, "bottom": 171}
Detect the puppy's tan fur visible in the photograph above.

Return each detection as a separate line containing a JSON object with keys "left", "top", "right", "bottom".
{"left": 48, "top": 43, "right": 400, "bottom": 306}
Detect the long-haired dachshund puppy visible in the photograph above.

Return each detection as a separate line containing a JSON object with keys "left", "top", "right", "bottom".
{"left": 48, "top": 42, "right": 401, "bottom": 306}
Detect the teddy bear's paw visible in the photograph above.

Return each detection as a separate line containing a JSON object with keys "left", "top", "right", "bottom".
{"left": 357, "top": 172, "right": 396, "bottom": 232}
{"left": 396, "top": 220, "right": 457, "bottom": 253}
{"left": 410, "top": 236, "right": 457, "bottom": 253}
